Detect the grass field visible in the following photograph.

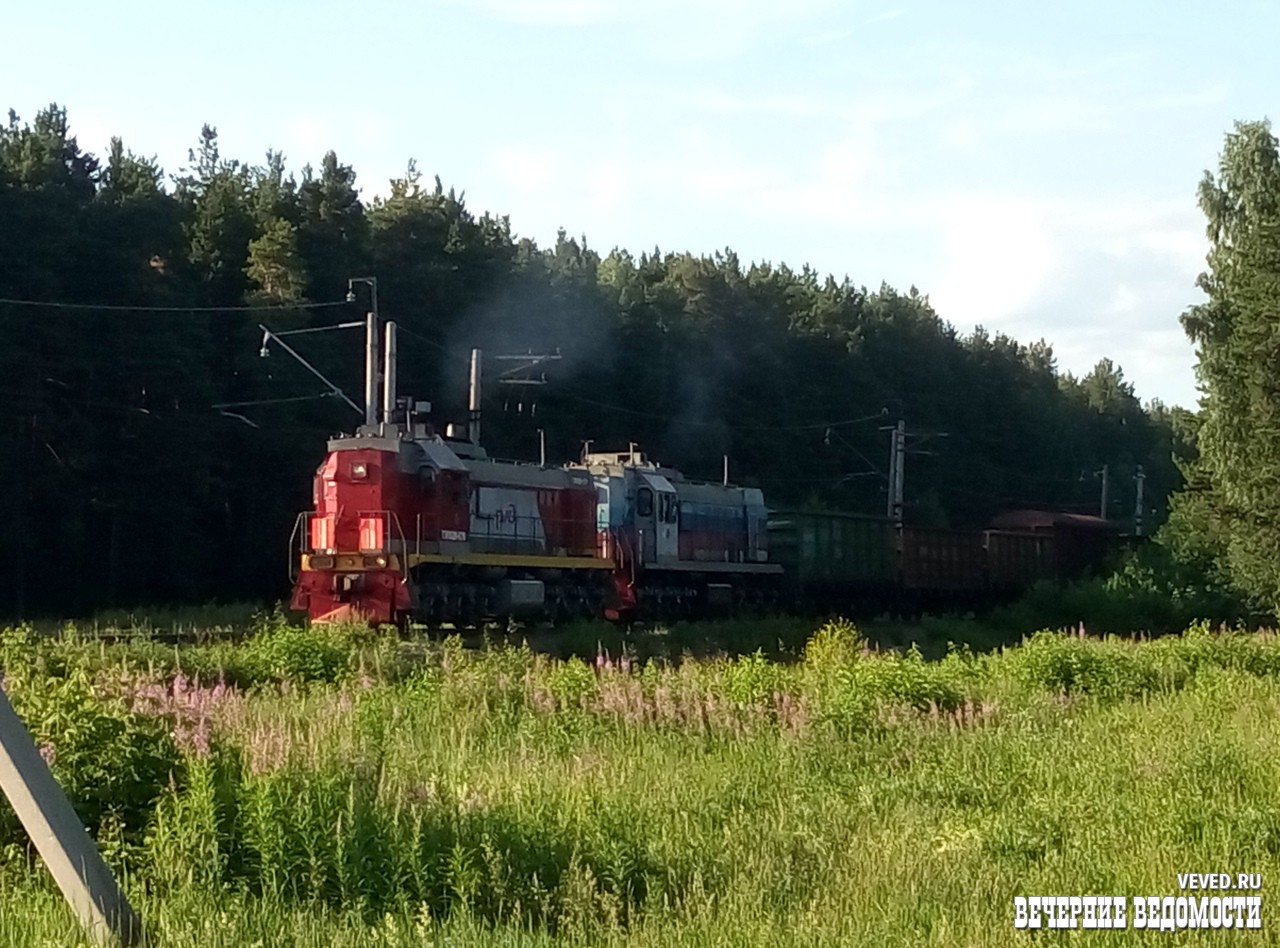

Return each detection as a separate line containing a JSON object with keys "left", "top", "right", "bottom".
{"left": 1, "top": 618, "right": 1279, "bottom": 946}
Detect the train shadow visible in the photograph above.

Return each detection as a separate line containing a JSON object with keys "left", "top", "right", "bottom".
{"left": 431, "top": 613, "right": 1025, "bottom": 664}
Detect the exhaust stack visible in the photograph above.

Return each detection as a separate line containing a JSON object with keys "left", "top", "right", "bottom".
{"left": 382, "top": 321, "right": 397, "bottom": 424}
{"left": 364, "top": 312, "right": 379, "bottom": 427}
{"left": 468, "top": 347, "right": 482, "bottom": 444}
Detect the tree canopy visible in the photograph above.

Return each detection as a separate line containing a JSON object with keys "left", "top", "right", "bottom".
{"left": 0, "top": 104, "right": 1180, "bottom": 618}
{"left": 1170, "top": 120, "right": 1280, "bottom": 614}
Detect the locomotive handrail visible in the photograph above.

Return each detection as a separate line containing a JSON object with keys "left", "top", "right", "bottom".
{"left": 288, "top": 512, "right": 308, "bottom": 584}
{"left": 388, "top": 510, "right": 408, "bottom": 578}
{"left": 356, "top": 509, "right": 409, "bottom": 578}
{"left": 607, "top": 528, "right": 637, "bottom": 585}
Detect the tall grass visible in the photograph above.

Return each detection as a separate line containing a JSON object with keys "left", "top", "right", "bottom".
{"left": 2, "top": 619, "right": 1280, "bottom": 945}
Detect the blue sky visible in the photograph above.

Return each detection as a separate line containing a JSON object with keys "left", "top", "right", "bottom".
{"left": 7, "top": 0, "right": 1278, "bottom": 408}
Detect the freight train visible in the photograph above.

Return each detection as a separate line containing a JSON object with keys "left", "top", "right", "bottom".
{"left": 287, "top": 322, "right": 1117, "bottom": 625}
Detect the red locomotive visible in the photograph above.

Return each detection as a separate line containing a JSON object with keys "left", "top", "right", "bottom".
{"left": 289, "top": 425, "right": 613, "bottom": 624}
{"left": 288, "top": 319, "right": 777, "bottom": 625}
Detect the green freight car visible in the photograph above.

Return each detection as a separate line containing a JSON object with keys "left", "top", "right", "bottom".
{"left": 768, "top": 509, "right": 1079, "bottom": 615}
{"left": 767, "top": 510, "right": 898, "bottom": 612}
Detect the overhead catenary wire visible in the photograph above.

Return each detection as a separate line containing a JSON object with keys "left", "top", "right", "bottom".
{"left": 396, "top": 325, "right": 887, "bottom": 434}
{"left": 557, "top": 392, "right": 890, "bottom": 433}
{"left": 0, "top": 297, "right": 351, "bottom": 313}
{"left": 210, "top": 393, "right": 340, "bottom": 410}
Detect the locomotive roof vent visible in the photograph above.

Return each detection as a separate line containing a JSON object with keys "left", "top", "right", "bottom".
{"left": 583, "top": 450, "right": 652, "bottom": 468}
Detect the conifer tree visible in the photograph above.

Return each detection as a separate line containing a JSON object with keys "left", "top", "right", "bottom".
{"left": 1177, "top": 120, "right": 1280, "bottom": 612}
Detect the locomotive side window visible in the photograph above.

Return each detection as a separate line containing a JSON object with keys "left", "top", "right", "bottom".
{"left": 637, "top": 487, "right": 653, "bottom": 518}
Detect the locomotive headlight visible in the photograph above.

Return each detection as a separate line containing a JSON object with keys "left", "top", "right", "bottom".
{"left": 351, "top": 462, "right": 368, "bottom": 480}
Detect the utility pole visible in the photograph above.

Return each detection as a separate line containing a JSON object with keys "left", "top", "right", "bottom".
{"left": 887, "top": 420, "right": 905, "bottom": 523}
{"left": 885, "top": 423, "right": 896, "bottom": 520}
{"left": 0, "top": 686, "right": 142, "bottom": 945}
{"left": 880, "top": 418, "right": 944, "bottom": 525}
{"left": 1097, "top": 464, "right": 1110, "bottom": 520}
{"left": 464, "top": 350, "right": 563, "bottom": 446}
{"left": 1133, "top": 465, "right": 1146, "bottom": 536}
{"left": 347, "top": 277, "right": 379, "bottom": 428}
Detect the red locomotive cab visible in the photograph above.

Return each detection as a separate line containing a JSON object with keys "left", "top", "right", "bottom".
{"left": 404, "top": 451, "right": 471, "bottom": 546}
{"left": 291, "top": 444, "right": 414, "bottom": 625}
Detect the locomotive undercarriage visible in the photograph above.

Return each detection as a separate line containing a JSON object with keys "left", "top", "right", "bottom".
{"left": 406, "top": 563, "right": 613, "bottom": 625}
{"left": 403, "top": 564, "right": 784, "bottom": 625}
{"left": 627, "top": 571, "right": 784, "bottom": 621}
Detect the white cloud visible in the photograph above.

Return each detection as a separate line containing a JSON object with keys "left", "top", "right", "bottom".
{"left": 283, "top": 115, "right": 335, "bottom": 155}
{"left": 584, "top": 162, "right": 630, "bottom": 219}
{"left": 487, "top": 144, "right": 557, "bottom": 192}
{"left": 452, "top": 0, "right": 632, "bottom": 26}
{"left": 1052, "top": 327, "right": 1197, "bottom": 407}
{"left": 1135, "top": 228, "right": 1206, "bottom": 271}
{"left": 939, "top": 117, "right": 979, "bottom": 153}
{"left": 1143, "top": 82, "right": 1231, "bottom": 110}
{"left": 676, "top": 77, "right": 976, "bottom": 132}
{"left": 802, "top": 28, "right": 853, "bottom": 46}
{"left": 1109, "top": 284, "right": 1139, "bottom": 314}
{"left": 989, "top": 95, "right": 1115, "bottom": 134}
{"left": 684, "top": 90, "right": 833, "bottom": 118}
{"left": 68, "top": 115, "right": 116, "bottom": 155}
{"left": 930, "top": 197, "right": 1058, "bottom": 326}
{"left": 457, "top": 0, "right": 837, "bottom": 58}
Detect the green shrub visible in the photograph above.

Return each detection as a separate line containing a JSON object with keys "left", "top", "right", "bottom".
{"left": 802, "top": 618, "right": 863, "bottom": 671}
{"left": 0, "top": 667, "right": 181, "bottom": 845}
{"left": 854, "top": 647, "right": 966, "bottom": 712}
{"left": 545, "top": 657, "right": 597, "bottom": 708}
{"left": 242, "top": 625, "right": 355, "bottom": 684}
{"left": 797, "top": 621, "right": 969, "bottom": 731}
{"left": 724, "top": 650, "right": 787, "bottom": 707}
{"left": 1009, "top": 631, "right": 1163, "bottom": 699}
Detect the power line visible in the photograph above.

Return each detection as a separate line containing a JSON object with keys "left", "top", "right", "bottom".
{"left": 399, "top": 327, "right": 884, "bottom": 433}
{"left": 558, "top": 392, "right": 888, "bottom": 432}
{"left": 210, "top": 393, "right": 338, "bottom": 410}
{"left": 0, "top": 297, "right": 350, "bottom": 313}
{"left": 396, "top": 324, "right": 466, "bottom": 361}
{"left": 825, "top": 425, "right": 888, "bottom": 482}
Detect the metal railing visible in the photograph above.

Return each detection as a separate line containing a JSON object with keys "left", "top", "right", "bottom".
{"left": 358, "top": 510, "right": 408, "bottom": 576}
{"left": 290, "top": 510, "right": 409, "bottom": 579}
